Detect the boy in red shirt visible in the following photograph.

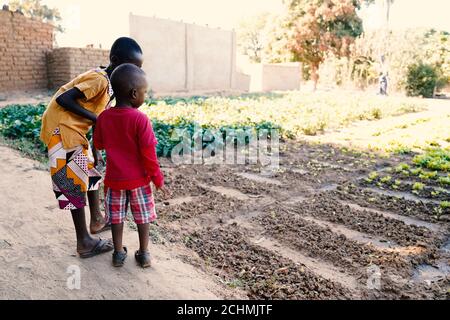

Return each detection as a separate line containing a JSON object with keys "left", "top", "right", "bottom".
{"left": 94, "top": 63, "right": 169, "bottom": 268}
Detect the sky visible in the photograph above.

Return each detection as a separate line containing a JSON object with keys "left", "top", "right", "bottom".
{"left": 5, "top": 0, "right": 450, "bottom": 48}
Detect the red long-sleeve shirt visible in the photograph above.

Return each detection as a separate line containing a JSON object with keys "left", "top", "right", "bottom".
{"left": 93, "top": 107, "right": 164, "bottom": 190}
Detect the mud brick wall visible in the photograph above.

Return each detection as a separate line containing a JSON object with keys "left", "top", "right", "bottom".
{"left": 47, "top": 48, "right": 110, "bottom": 90}
{"left": 0, "top": 10, "right": 54, "bottom": 93}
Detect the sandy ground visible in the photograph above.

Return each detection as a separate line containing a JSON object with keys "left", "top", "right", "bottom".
{"left": 0, "top": 145, "right": 236, "bottom": 300}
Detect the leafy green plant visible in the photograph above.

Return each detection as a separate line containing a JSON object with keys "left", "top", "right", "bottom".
{"left": 410, "top": 168, "right": 423, "bottom": 176}
{"left": 438, "top": 176, "right": 450, "bottom": 186}
{"left": 394, "top": 147, "right": 412, "bottom": 155}
{"left": 440, "top": 201, "right": 450, "bottom": 210}
{"left": 370, "top": 108, "right": 382, "bottom": 120}
{"left": 405, "top": 62, "right": 438, "bottom": 98}
{"left": 431, "top": 190, "right": 440, "bottom": 196}
{"left": 412, "top": 182, "right": 425, "bottom": 191}
{"left": 365, "top": 171, "right": 379, "bottom": 183}
{"left": 413, "top": 148, "right": 450, "bottom": 172}
{"left": 380, "top": 175, "right": 392, "bottom": 183}
{"left": 395, "top": 163, "right": 410, "bottom": 173}
{"left": 0, "top": 93, "right": 426, "bottom": 159}
{"left": 0, "top": 104, "right": 47, "bottom": 156}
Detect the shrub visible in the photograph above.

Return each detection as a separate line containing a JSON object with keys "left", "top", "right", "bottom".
{"left": 0, "top": 104, "right": 46, "bottom": 153}
{"left": 405, "top": 62, "right": 438, "bottom": 98}
{"left": 0, "top": 93, "right": 426, "bottom": 159}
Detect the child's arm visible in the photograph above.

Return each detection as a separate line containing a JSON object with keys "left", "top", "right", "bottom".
{"left": 137, "top": 115, "right": 164, "bottom": 188}
{"left": 56, "top": 88, "right": 97, "bottom": 123}
{"left": 142, "top": 141, "right": 164, "bottom": 188}
{"left": 93, "top": 121, "right": 105, "bottom": 167}
{"left": 143, "top": 146, "right": 170, "bottom": 198}
{"left": 93, "top": 122, "right": 104, "bottom": 151}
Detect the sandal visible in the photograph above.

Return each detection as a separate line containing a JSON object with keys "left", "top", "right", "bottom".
{"left": 135, "top": 250, "right": 151, "bottom": 268}
{"left": 112, "top": 247, "right": 128, "bottom": 267}
{"left": 78, "top": 238, "right": 114, "bottom": 259}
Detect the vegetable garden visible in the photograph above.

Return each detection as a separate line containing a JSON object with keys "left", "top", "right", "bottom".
{"left": 1, "top": 92, "right": 449, "bottom": 299}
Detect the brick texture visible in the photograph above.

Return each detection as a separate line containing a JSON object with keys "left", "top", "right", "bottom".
{"left": 47, "top": 47, "right": 110, "bottom": 89}
{"left": 0, "top": 10, "right": 54, "bottom": 93}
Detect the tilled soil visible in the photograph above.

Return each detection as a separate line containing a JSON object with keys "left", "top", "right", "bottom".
{"left": 157, "top": 191, "right": 246, "bottom": 221}
{"left": 13, "top": 140, "right": 441, "bottom": 300}
{"left": 255, "top": 205, "right": 411, "bottom": 277}
{"left": 288, "top": 195, "right": 440, "bottom": 248}
{"left": 186, "top": 225, "right": 352, "bottom": 299}
{"left": 198, "top": 169, "right": 281, "bottom": 196}
{"left": 151, "top": 142, "right": 449, "bottom": 300}
{"left": 360, "top": 178, "right": 450, "bottom": 201}
{"left": 329, "top": 183, "right": 449, "bottom": 222}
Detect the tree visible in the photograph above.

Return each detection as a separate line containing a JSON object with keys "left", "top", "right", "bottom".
{"left": 422, "top": 30, "right": 450, "bottom": 91}
{"left": 383, "top": 0, "right": 394, "bottom": 27}
{"left": 263, "top": 14, "right": 297, "bottom": 64}
{"left": 350, "top": 28, "right": 449, "bottom": 92}
{"left": 8, "top": 0, "right": 63, "bottom": 32}
{"left": 236, "top": 13, "right": 270, "bottom": 63}
{"left": 282, "top": 0, "right": 364, "bottom": 90}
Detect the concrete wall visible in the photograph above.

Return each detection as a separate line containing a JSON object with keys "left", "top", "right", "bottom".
{"left": 129, "top": 14, "right": 238, "bottom": 94}
{"left": 0, "top": 10, "right": 53, "bottom": 93}
{"left": 234, "top": 72, "right": 251, "bottom": 93}
{"left": 245, "top": 63, "right": 301, "bottom": 92}
{"left": 47, "top": 48, "right": 110, "bottom": 89}
{"left": 1, "top": 11, "right": 299, "bottom": 96}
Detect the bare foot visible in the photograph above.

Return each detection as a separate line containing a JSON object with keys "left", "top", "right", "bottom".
{"left": 90, "top": 216, "right": 111, "bottom": 234}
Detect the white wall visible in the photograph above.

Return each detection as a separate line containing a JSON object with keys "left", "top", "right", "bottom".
{"left": 242, "top": 62, "right": 301, "bottom": 92}
{"left": 130, "top": 14, "right": 239, "bottom": 94}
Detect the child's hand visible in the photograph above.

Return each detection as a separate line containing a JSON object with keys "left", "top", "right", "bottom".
{"left": 93, "top": 150, "right": 104, "bottom": 167}
{"left": 157, "top": 186, "right": 171, "bottom": 199}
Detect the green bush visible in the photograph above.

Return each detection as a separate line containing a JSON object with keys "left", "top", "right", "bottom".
{"left": 405, "top": 62, "right": 438, "bottom": 98}
{"left": 0, "top": 103, "right": 279, "bottom": 158}
{"left": 0, "top": 104, "right": 47, "bottom": 153}
{"left": 0, "top": 93, "right": 426, "bottom": 159}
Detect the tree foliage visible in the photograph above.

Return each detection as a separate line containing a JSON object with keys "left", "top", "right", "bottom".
{"left": 348, "top": 28, "right": 450, "bottom": 92}
{"left": 422, "top": 30, "right": 450, "bottom": 90}
{"left": 8, "top": 0, "right": 63, "bottom": 32}
{"left": 266, "top": 0, "right": 364, "bottom": 89}
{"left": 236, "top": 13, "right": 270, "bottom": 63}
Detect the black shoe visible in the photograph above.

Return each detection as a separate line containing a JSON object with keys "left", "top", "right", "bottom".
{"left": 112, "top": 247, "right": 127, "bottom": 267}
{"left": 135, "top": 250, "right": 151, "bottom": 268}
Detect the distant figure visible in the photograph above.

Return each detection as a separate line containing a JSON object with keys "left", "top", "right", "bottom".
{"left": 379, "top": 72, "right": 388, "bottom": 96}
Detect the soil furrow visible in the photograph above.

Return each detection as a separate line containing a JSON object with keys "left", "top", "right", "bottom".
{"left": 186, "top": 225, "right": 353, "bottom": 299}
{"left": 337, "top": 200, "right": 443, "bottom": 232}
{"left": 286, "top": 196, "right": 440, "bottom": 248}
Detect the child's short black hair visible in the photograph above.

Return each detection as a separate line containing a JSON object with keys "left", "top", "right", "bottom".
{"left": 110, "top": 37, "right": 143, "bottom": 61}
{"left": 110, "top": 63, "right": 146, "bottom": 98}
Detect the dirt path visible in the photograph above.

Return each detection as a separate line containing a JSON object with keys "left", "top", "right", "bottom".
{"left": 0, "top": 145, "right": 239, "bottom": 299}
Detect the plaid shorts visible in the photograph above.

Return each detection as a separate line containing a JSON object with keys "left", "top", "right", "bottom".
{"left": 105, "top": 184, "right": 157, "bottom": 225}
